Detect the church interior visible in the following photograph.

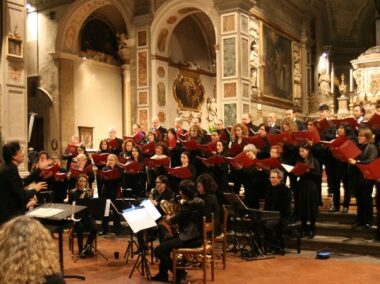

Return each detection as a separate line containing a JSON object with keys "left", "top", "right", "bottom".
{"left": 1, "top": 0, "right": 380, "bottom": 283}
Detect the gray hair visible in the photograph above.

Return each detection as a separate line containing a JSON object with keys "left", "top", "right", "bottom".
{"left": 243, "top": 144, "right": 257, "bottom": 154}
{"left": 269, "top": 168, "right": 284, "bottom": 180}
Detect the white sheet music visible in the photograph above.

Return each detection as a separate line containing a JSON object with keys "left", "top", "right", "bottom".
{"left": 140, "top": 199, "right": 161, "bottom": 221}
{"left": 104, "top": 199, "right": 111, "bottom": 217}
{"left": 281, "top": 163, "right": 294, "bottom": 173}
{"left": 122, "top": 206, "right": 157, "bottom": 233}
{"left": 27, "top": 208, "right": 64, "bottom": 218}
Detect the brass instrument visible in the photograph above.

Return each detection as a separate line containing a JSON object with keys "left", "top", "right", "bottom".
{"left": 159, "top": 199, "right": 180, "bottom": 240}
{"left": 69, "top": 188, "right": 93, "bottom": 200}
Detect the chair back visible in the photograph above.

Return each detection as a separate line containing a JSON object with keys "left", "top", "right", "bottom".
{"left": 202, "top": 214, "right": 214, "bottom": 248}
{"left": 222, "top": 205, "right": 228, "bottom": 234}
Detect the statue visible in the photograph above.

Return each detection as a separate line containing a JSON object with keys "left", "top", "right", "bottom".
{"left": 318, "top": 68, "right": 332, "bottom": 104}
{"left": 339, "top": 74, "right": 347, "bottom": 97}
{"left": 293, "top": 62, "right": 302, "bottom": 107}
{"left": 206, "top": 97, "right": 217, "bottom": 122}
{"left": 116, "top": 32, "right": 128, "bottom": 50}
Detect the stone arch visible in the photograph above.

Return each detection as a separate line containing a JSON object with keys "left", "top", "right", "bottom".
{"left": 56, "top": 0, "right": 134, "bottom": 54}
{"left": 151, "top": 0, "right": 219, "bottom": 58}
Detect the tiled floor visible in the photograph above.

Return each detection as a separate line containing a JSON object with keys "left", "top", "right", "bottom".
{"left": 62, "top": 234, "right": 380, "bottom": 284}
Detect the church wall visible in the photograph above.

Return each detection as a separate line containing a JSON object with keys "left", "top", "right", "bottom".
{"left": 73, "top": 60, "right": 122, "bottom": 147}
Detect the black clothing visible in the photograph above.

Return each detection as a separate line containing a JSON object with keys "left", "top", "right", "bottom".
{"left": 245, "top": 122, "right": 258, "bottom": 136}
{"left": 199, "top": 193, "right": 222, "bottom": 236}
{"left": 45, "top": 274, "right": 65, "bottom": 284}
{"left": 154, "top": 197, "right": 206, "bottom": 276}
{"left": 0, "top": 163, "right": 40, "bottom": 225}
{"left": 265, "top": 183, "right": 292, "bottom": 221}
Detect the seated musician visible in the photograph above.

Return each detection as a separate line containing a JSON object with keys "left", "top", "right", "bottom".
{"left": 68, "top": 174, "right": 97, "bottom": 257}
{"left": 263, "top": 169, "right": 292, "bottom": 253}
{"left": 153, "top": 179, "right": 206, "bottom": 283}
{"left": 196, "top": 174, "right": 222, "bottom": 236}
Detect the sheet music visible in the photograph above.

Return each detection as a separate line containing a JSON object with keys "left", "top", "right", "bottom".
{"left": 104, "top": 199, "right": 111, "bottom": 217}
{"left": 27, "top": 208, "right": 64, "bottom": 218}
{"left": 281, "top": 163, "right": 294, "bottom": 173}
{"left": 122, "top": 206, "right": 157, "bottom": 233}
{"left": 140, "top": 199, "right": 161, "bottom": 221}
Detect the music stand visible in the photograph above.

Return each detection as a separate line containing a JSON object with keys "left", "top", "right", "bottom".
{"left": 27, "top": 203, "right": 86, "bottom": 280}
{"left": 73, "top": 199, "right": 108, "bottom": 262}
{"left": 122, "top": 202, "right": 161, "bottom": 280}
{"left": 223, "top": 192, "right": 247, "bottom": 253}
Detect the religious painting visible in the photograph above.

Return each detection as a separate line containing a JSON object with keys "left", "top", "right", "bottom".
{"left": 224, "top": 103, "right": 237, "bottom": 127}
{"left": 7, "top": 36, "right": 23, "bottom": 58}
{"left": 370, "top": 73, "right": 380, "bottom": 96}
{"left": 262, "top": 24, "right": 293, "bottom": 101}
{"left": 78, "top": 126, "right": 94, "bottom": 148}
{"left": 223, "top": 37, "right": 237, "bottom": 78}
{"left": 137, "top": 30, "right": 147, "bottom": 47}
{"left": 157, "top": 82, "right": 166, "bottom": 106}
{"left": 8, "top": 61, "right": 24, "bottom": 84}
{"left": 173, "top": 70, "right": 205, "bottom": 111}
{"left": 138, "top": 109, "right": 149, "bottom": 131}
{"left": 157, "top": 66, "right": 166, "bottom": 78}
{"left": 137, "top": 50, "right": 148, "bottom": 87}
{"left": 241, "top": 37, "right": 249, "bottom": 78}
{"left": 223, "top": 82, "right": 236, "bottom": 98}
{"left": 138, "top": 90, "right": 148, "bottom": 106}
{"left": 222, "top": 13, "right": 236, "bottom": 34}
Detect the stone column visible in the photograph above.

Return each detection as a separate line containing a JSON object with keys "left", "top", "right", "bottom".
{"left": 1, "top": 0, "right": 28, "bottom": 171}
{"left": 118, "top": 47, "right": 131, "bottom": 135}
{"left": 214, "top": 0, "right": 255, "bottom": 126}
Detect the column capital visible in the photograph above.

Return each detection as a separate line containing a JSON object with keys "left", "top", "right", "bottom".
{"left": 214, "top": 0, "right": 255, "bottom": 13}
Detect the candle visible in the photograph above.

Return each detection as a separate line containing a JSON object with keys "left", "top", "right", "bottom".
{"left": 257, "top": 104, "right": 262, "bottom": 111}
{"left": 349, "top": 69, "right": 353, "bottom": 92}
{"left": 330, "top": 64, "right": 334, "bottom": 94}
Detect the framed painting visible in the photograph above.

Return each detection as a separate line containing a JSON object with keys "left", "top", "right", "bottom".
{"left": 137, "top": 50, "right": 148, "bottom": 88}
{"left": 262, "top": 24, "right": 293, "bottom": 102}
{"left": 138, "top": 90, "right": 148, "bottom": 106}
{"left": 222, "top": 13, "right": 236, "bottom": 34}
{"left": 137, "top": 30, "right": 147, "bottom": 48}
{"left": 223, "top": 81, "right": 237, "bottom": 98}
{"left": 223, "top": 103, "right": 237, "bottom": 127}
{"left": 78, "top": 126, "right": 94, "bottom": 148}
{"left": 7, "top": 36, "right": 23, "bottom": 58}
{"left": 138, "top": 108, "right": 149, "bottom": 131}
{"left": 173, "top": 70, "right": 205, "bottom": 111}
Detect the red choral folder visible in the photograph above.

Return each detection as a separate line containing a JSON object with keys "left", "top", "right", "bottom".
{"left": 181, "top": 139, "right": 200, "bottom": 151}
{"left": 331, "top": 117, "right": 360, "bottom": 129}
{"left": 141, "top": 142, "right": 156, "bottom": 155}
{"left": 197, "top": 155, "right": 226, "bottom": 166}
{"left": 291, "top": 130, "right": 321, "bottom": 146}
{"left": 146, "top": 157, "right": 170, "bottom": 168}
{"left": 165, "top": 166, "right": 193, "bottom": 179}
{"left": 120, "top": 160, "right": 143, "bottom": 174}
{"left": 330, "top": 140, "right": 361, "bottom": 162}
{"left": 92, "top": 153, "right": 109, "bottom": 165}
{"left": 70, "top": 164, "right": 93, "bottom": 176}
{"left": 266, "top": 132, "right": 293, "bottom": 146}
{"left": 356, "top": 158, "right": 380, "bottom": 180}
{"left": 320, "top": 135, "right": 347, "bottom": 148}
{"left": 107, "top": 139, "right": 120, "bottom": 150}
{"left": 242, "top": 135, "right": 267, "bottom": 149}
{"left": 178, "top": 133, "right": 190, "bottom": 141}
{"left": 224, "top": 152, "right": 256, "bottom": 169}
{"left": 54, "top": 172, "right": 67, "bottom": 181}
{"left": 40, "top": 164, "right": 60, "bottom": 179}
{"left": 124, "top": 131, "right": 145, "bottom": 144}
{"left": 366, "top": 113, "right": 380, "bottom": 130}
{"left": 255, "top": 157, "right": 282, "bottom": 170}
{"left": 228, "top": 144, "right": 243, "bottom": 157}
{"left": 97, "top": 167, "right": 121, "bottom": 180}
{"left": 198, "top": 141, "right": 217, "bottom": 153}
{"left": 65, "top": 144, "right": 78, "bottom": 156}
{"left": 219, "top": 129, "right": 230, "bottom": 142}
{"left": 314, "top": 118, "right": 333, "bottom": 132}
{"left": 282, "top": 162, "right": 311, "bottom": 176}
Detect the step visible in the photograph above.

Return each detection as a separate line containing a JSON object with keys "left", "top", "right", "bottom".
{"left": 285, "top": 235, "right": 380, "bottom": 256}
{"left": 315, "top": 222, "right": 376, "bottom": 239}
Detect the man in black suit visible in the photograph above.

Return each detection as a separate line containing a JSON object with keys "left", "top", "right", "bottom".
{"left": 285, "top": 109, "right": 305, "bottom": 131}
{"left": 0, "top": 142, "right": 48, "bottom": 225}
{"left": 241, "top": 113, "right": 258, "bottom": 135}
{"left": 152, "top": 116, "right": 167, "bottom": 140}
{"left": 267, "top": 112, "right": 281, "bottom": 134}
{"left": 191, "top": 117, "right": 208, "bottom": 135}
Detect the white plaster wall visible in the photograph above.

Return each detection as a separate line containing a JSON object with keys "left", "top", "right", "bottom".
{"left": 74, "top": 60, "right": 122, "bottom": 147}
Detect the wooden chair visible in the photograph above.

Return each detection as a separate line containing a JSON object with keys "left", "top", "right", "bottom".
{"left": 214, "top": 205, "right": 228, "bottom": 269}
{"left": 172, "top": 215, "right": 215, "bottom": 284}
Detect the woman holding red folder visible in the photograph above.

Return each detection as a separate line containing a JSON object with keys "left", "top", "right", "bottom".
{"left": 296, "top": 144, "right": 321, "bottom": 239}
{"left": 168, "top": 151, "right": 197, "bottom": 195}
{"left": 212, "top": 141, "right": 229, "bottom": 199}
{"left": 100, "top": 154, "right": 122, "bottom": 235}
{"left": 119, "top": 139, "right": 135, "bottom": 163}
{"left": 147, "top": 142, "right": 170, "bottom": 191}
{"left": 166, "top": 128, "right": 182, "bottom": 167}
{"left": 347, "top": 127, "right": 378, "bottom": 229}
{"left": 121, "top": 146, "right": 146, "bottom": 198}
{"left": 229, "top": 123, "right": 248, "bottom": 194}
{"left": 68, "top": 154, "right": 95, "bottom": 191}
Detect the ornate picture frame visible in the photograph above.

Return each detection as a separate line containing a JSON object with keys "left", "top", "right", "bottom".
{"left": 261, "top": 23, "right": 293, "bottom": 105}
{"left": 78, "top": 126, "right": 94, "bottom": 148}
{"left": 7, "top": 36, "right": 23, "bottom": 58}
{"left": 173, "top": 70, "right": 205, "bottom": 111}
